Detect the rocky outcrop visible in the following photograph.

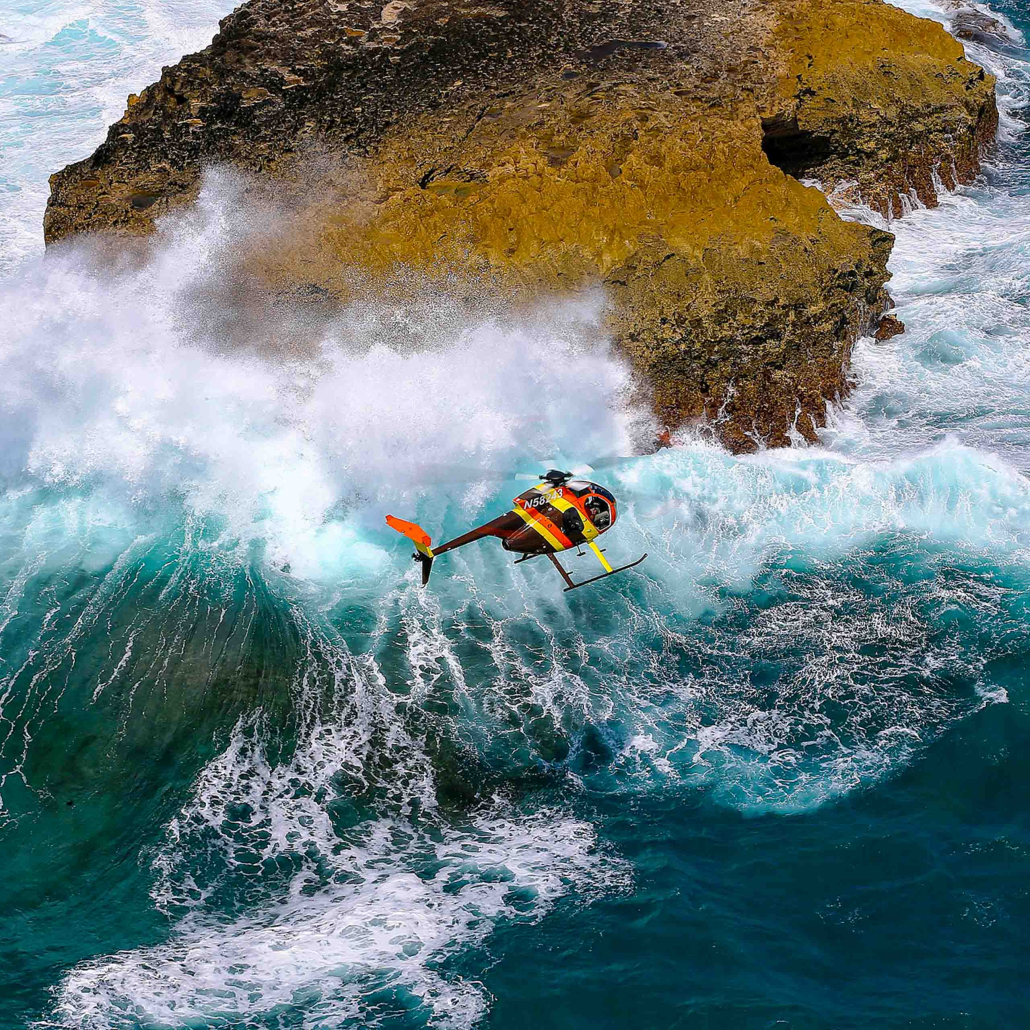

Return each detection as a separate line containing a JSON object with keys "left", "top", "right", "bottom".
{"left": 762, "top": 0, "right": 999, "bottom": 216}
{"left": 952, "top": 8, "right": 1016, "bottom": 46}
{"left": 43, "top": 0, "right": 997, "bottom": 451}
{"left": 936, "top": 0, "right": 1022, "bottom": 50}
{"left": 875, "top": 314, "right": 906, "bottom": 342}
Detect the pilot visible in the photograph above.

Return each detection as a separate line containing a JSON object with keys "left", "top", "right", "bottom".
{"left": 584, "top": 495, "right": 611, "bottom": 530}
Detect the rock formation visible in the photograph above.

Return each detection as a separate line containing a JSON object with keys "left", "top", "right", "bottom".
{"left": 875, "top": 314, "right": 906, "bottom": 342}
{"left": 952, "top": 9, "right": 1016, "bottom": 47}
{"left": 762, "top": 0, "right": 998, "bottom": 215}
{"left": 43, "top": 0, "right": 998, "bottom": 451}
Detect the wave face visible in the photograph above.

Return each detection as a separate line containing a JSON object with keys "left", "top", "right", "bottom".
{"left": 3, "top": 2, "right": 1030, "bottom": 1028}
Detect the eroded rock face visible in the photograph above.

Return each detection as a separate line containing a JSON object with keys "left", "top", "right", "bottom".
{"left": 43, "top": 0, "right": 998, "bottom": 451}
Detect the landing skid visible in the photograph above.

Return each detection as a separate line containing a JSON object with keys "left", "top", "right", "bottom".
{"left": 547, "top": 551, "right": 647, "bottom": 592}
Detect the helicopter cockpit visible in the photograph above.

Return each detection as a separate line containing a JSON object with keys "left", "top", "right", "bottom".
{"left": 566, "top": 481, "right": 616, "bottom": 532}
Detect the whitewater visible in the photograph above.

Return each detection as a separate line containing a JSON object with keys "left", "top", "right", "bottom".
{"left": 1, "top": 1, "right": 1029, "bottom": 1027}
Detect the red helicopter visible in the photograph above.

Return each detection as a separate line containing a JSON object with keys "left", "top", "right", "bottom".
{"left": 387, "top": 466, "right": 648, "bottom": 592}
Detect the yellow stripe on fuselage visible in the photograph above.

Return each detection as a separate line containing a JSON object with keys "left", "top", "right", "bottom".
{"left": 513, "top": 504, "right": 567, "bottom": 551}
{"left": 548, "top": 492, "right": 599, "bottom": 541}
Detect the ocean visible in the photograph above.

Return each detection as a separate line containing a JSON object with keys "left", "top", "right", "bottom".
{"left": 0, "top": 1, "right": 1028, "bottom": 1027}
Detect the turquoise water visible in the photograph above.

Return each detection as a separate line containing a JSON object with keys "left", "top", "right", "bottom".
{"left": 2, "top": 2, "right": 1030, "bottom": 1027}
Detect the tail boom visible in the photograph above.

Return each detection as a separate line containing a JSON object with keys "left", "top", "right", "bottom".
{"left": 386, "top": 513, "right": 520, "bottom": 587}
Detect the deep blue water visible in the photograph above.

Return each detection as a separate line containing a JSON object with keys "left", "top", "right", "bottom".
{"left": 1, "top": 2, "right": 1030, "bottom": 1028}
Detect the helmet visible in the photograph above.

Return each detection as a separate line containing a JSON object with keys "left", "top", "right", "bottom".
{"left": 584, "top": 494, "right": 612, "bottom": 530}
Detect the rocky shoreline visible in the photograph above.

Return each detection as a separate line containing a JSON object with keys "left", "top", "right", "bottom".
{"left": 43, "top": 0, "right": 998, "bottom": 451}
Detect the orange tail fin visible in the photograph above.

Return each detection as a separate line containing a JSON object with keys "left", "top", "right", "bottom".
{"left": 385, "top": 515, "right": 432, "bottom": 552}
{"left": 386, "top": 515, "right": 435, "bottom": 585}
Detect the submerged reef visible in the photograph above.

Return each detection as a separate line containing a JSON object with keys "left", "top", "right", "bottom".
{"left": 44, "top": 0, "right": 997, "bottom": 451}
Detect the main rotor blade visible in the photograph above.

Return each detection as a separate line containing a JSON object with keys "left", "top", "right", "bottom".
{"left": 411, "top": 462, "right": 514, "bottom": 484}
{"left": 580, "top": 453, "right": 640, "bottom": 472}
{"left": 408, "top": 453, "right": 646, "bottom": 487}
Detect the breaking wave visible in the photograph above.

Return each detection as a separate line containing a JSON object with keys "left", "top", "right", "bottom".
{"left": 1, "top": 0, "right": 1029, "bottom": 1026}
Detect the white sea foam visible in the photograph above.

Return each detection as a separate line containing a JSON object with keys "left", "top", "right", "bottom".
{"left": 43, "top": 634, "right": 629, "bottom": 1030}
{"left": 47, "top": 812, "right": 623, "bottom": 1029}
{"left": 0, "top": 0, "right": 240, "bottom": 268}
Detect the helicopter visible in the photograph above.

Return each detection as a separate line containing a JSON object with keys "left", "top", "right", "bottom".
{"left": 386, "top": 464, "right": 649, "bottom": 592}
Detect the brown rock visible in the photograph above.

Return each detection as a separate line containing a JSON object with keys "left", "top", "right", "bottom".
{"left": 42, "top": 0, "right": 998, "bottom": 451}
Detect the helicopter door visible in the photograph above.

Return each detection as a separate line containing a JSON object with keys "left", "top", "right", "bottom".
{"left": 562, "top": 508, "right": 584, "bottom": 537}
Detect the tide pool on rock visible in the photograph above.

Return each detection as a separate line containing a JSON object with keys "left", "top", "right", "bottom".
{"left": 1, "top": 1, "right": 1030, "bottom": 1028}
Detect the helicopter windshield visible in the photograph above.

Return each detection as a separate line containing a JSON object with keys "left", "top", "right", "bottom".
{"left": 584, "top": 494, "right": 613, "bottom": 530}
{"left": 565, "top": 480, "right": 593, "bottom": 494}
